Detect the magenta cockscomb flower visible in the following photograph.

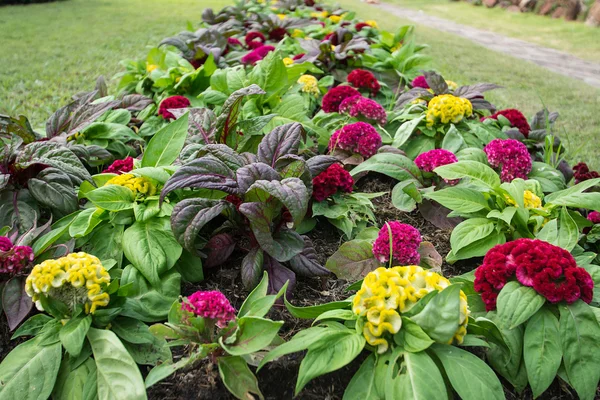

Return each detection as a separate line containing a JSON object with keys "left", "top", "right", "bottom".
{"left": 158, "top": 96, "right": 191, "bottom": 120}
{"left": 0, "top": 237, "right": 12, "bottom": 252}
{"left": 241, "top": 45, "right": 275, "bottom": 65}
{"left": 415, "top": 149, "right": 459, "bottom": 184}
{"left": 588, "top": 211, "right": 600, "bottom": 224}
{"left": 411, "top": 75, "right": 429, "bottom": 89}
{"left": 312, "top": 164, "right": 354, "bottom": 201}
{"left": 321, "top": 85, "right": 361, "bottom": 113}
{"left": 182, "top": 290, "right": 236, "bottom": 327}
{"left": 245, "top": 32, "right": 266, "bottom": 49}
{"left": 104, "top": 156, "right": 134, "bottom": 174}
{"left": 0, "top": 237, "right": 34, "bottom": 275}
{"left": 329, "top": 121, "right": 382, "bottom": 158}
{"left": 339, "top": 96, "right": 387, "bottom": 125}
{"left": 372, "top": 222, "right": 422, "bottom": 265}
{"left": 484, "top": 138, "right": 532, "bottom": 182}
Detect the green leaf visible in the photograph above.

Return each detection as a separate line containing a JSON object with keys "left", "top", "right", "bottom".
{"left": 69, "top": 207, "right": 103, "bottom": 237}
{"left": 342, "top": 353, "right": 385, "bottom": 400}
{"left": 325, "top": 240, "right": 380, "bottom": 281}
{"left": 496, "top": 281, "right": 546, "bottom": 329}
{"left": 52, "top": 357, "right": 96, "bottom": 400}
{"left": 386, "top": 349, "right": 447, "bottom": 400}
{"left": 545, "top": 178, "right": 600, "bottom": 211}
{"left": 450, "top": 218, "right": 496, "bottom": 254}
{"left": 434, "top": 161, "right": 500, "bottom": 190}
{"left": 523, "top": 307, "right": 562, "bottom": 398}
{"left": 218, "top": 356, "right": 264, "bottom": 400}
{"left": 59, "top": 315, "right": 92, "bottom": 357}
{"left": 558, "top": 301, "right": 600, "bottom": 400}
{"left": 296, "top": 331, "right": 365, "bottom": 394}
{"left": 11, "top": 314, "right": 52, "bottom": 339}
{"left": 441, "top": 125, "right": 465, "bottom": 153}
{"left": 284, "top": 296, "right": 351, "bottom": 319}
{"left": 391, "top": 180, "right": 418, "bottom": 212}
{"left": 141, "top": 112, "right": 189, "bottom": 167}
{"left": 238, "top": 272, "right": 286, "bottom": 318}
{"left": 394, "top": 317, "right": 434, "bottom": 352}
{"left": 350, "top": 153, "right": 422, "bottom": 182}
{"left": 429, "top": 344, "right": 504, "bottom": 400}
{"left": 424, "top": 187, "right": 488, "bottom": 214}
{"left": 145, "top": 356, "right": 194, "bottom": 388}
{"left": 410, "top": 284, "right": 461, "bottom": 343}
{"left": 446, "top": 231, "right": 506, "bottom": 262}
{"left": 392, "top": 116, "right": 424, "bottom": 148}
{"left": 87, "top": 328, "right": 146, "bottom": 400}
{"left": 86, "top": 185, "right": 135, "bottom": 211}
{"left": 0, "top": 338, "right": 62, "bottom": 400}
{"left": 220, "top": 316, "right": 283, "bottom": 356}
{"left": 557, "top": 207, "right": 578, "bottom": 251}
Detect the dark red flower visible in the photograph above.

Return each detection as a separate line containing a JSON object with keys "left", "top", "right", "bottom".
{"left": 573, "top": 162, "right": 600, "bottom": 184}
{"left": 339, "top": 96, "right": 387, "bottom": 125}
{"left": 190, "top": 58, "right": 204, "bottom": 69}
{"left": 312, "top": 164, "right": 354, "bottom": 201}
{"left": 104, "top": 156, "right": 134, "bottom": 175}
{"left": 245, "top": 32, "right": 266, "bottom": 49}
{"left": 347, "top": 69, "right": 380, "bottom": 95}
{"left": 158, "top": 96, "right": 191, "bottom": 120}
{"left": 293, "top": 53, "right": 305, "bottom": 60}
{"left": 0, "top": 237, "right": 12, "bottom": 252}
{"left": 372, "top": 222, "right": 422, "bottom": 265}
{"left": 269, "top": 27, "right": 287, "bottom": 42}
{"left": 411, "top": 75, "right": 429, "bottom": 89}
{"left": 484, "top": 109, "right": 531, "bottom": 137}
{"left": 321, "top": 85, "right": 361, "bottom": 113}
{"left": 323, "top": 32, "right": 335, "bottom": 41}
{"left": 305, "top": 0, "right": 315, "bottom": 6}
{"left": 227, "top": 37, "right": 243, "bottom": 47}
{"left": 355, "top": 22, "right": 370, "bottom": 31}
{"left": 241, "top": 45, "right": 275, "bottom": 65}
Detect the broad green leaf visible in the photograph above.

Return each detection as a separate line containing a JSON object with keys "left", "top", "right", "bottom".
{"left": 524, "top": 307, "right": 562, "bottom": 398}
{"left": 429, "top": 344, "right": 504, "bottom": 400}
{"left": 394, "top": 317, "right": 434, "bottom": 352}
{"left": 87, "top": 328, "right": 146, "bottom": 400}
{"left": 145, "top": 356, "right": 194, "bottom": 388}
{"left": 86, "top": 185, "right": 135, "bottom": 211}
{"left": 545, "top": 178, "right": 600, "bottom": 211}
{"left": 284, "top": 296, "right": 352, "bottom": 319}
{"left": 441, "top": 125, "right": 465, "bottom": 153}
{"left": 218, "top": 356, "right": 264, "bottom": 400}
{"left": 450, "top": 218, "right": 495, "bottom": 254}
{"left": 387, "top": 349, "right": 447, "bottom": 400}
{"left": 342, "top": 354, "right": 379, "bottom": 400}
{"left": 59, "top": 315, "right": 92, "bottom": 357}
{"left": 557, "top": 207, "right": 578, "bottom": 251}
{"left": 496, "top": 281, "right": 546, "bottom": 329}
{"left": 220, "top": 316, "right": 283, "bottom": 356}
{"left": 392, "top": 116, "right": 424, "bottom": 148}
{"left": 434, "top": 161, "right": 500, "bottom": 190}
{"left": 350, "top": 153, "right": 422, "bottom": 182}
{"left": 424, "top": 187, "right": 488, "bottom": 214}
{"left": 69, "top": 207, "right": 103, "bottom": 237}
{"left": 141, "top": 112, "right": 189, "bottom": 167}
{"left": 52, "top": 357, "right": 96, "bottom": 400}
{"left": 410, "top": 284, "right": 461, "bottom": 343}
{"left": 391, "top": 180, "right": 418, "bottom": 212}
{"left": 11, "top": 314, "right": 52, "bottom": 339}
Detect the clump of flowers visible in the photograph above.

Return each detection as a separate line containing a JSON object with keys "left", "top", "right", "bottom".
{"left": 25, "top": 252, "right": 111, "bottom": 314}
{"left": 338, "top": 96, "right": 387, "bottom": 125}
{"left": 321, "top": 85, "right": 361, "bottom": 113}
{"left": 414, "top": 149, "right": 458, "bottom": 184}
{"left": 347, "top": 69, "right": 380, "bottom": 95}
{"left": 372, "top": 222, "right": 421, "bottom": 265}
{"left": 329, "top": 121, "right": 382, "bottom": 158}
{"left": 244, "top": 32, "right": 266, "bottom": 49}
{"left": 158, "top": 95, "right": 190, "bottom": 120}
{"left": 425, "top": 94, "right": 473, "bottom": 127}
{"left": 484, "top": 138, "right": 532, "bottom": 182}
{"left": 353, "top": 266, "right": 469, "bottom": 353}
{"left": 105, "top": 174, "right": 157, "bottom": 197}
{"left": 297, "top": 74, "right": 319, "bottom": 96}
{"left": 241, "top": 45, "right": 275, "bottom": 65}
{"left": 182, "top": 290, "right": 236, "bottom": 328}
{"left": 0, "top": 237, "right": 34, "bottom": 275}
{"left": 411, "top": 75, "right": 429, "bottom": 89}
{"left": 573, "top": 162, "right": 599, "bottom": 184}
{"left": 474, "top": 239, "right": 594, "bottom": 311}
{"left": 104, "top": 156, "right": 134, "bottom": 174}
{"left": 588, "top": 211, "right": 600, "bottom": 224}
{"left": 312, "top": 164, "right": 354, "bottom": 201}
{"left": 484, "top": 109, "right": 531, "bottom": 137}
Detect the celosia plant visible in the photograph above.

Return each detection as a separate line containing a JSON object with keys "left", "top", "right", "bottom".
{"left": 372, "top": 221, "right": 422, "bottom": 265}
{"left": 484, "top": 138, "right": 532, "bottom": 182}
{"left": 103, "top": 156, "right": 134, "bottom": 174}
{"left": 0, "top": 237, "right": 34, "bottom": 275}
{"left": 329, "top": 121, "right": 382, "bottom": 158}
{"left": 25, "top": 252, "right": 111, "bottom": 314}
{"left": 241, "top": 45, "right": 275, "bottom": 65}
{"left": 347, "top": 69, "right": 380, "bottom": 95}
{"left": 297, "top": 74, "right": 320, "bottom": 96}
{"left": 105, "top": 173, "right": 157, "bottom": 197}
{"left": 182, "top": 290, "right": 236, "bottom": 328}
{"left": 158, "top": 95, "right": 191, "bottom": 120}
{"left": 338, "top": 95, "right": 387, "bottom": 125}
{"left": 411, "top": 75, "right": 429, "bottom": 89}
{"left": 425, "top": 94, "right": 473, "bottom": 127}
{"left": 312, "top": 163, "right": 354, "bottom": 201}
{"left": 483, "top": 108, "right": 531, "bottom": 137}
{"left": 414, "top": 149, "right": 458, "bottom": 184}
{"left": 588, "top": 211, "right": 600, "bottom": 224}
{"left": 321, "top": 85, "right": 361, "bottom": 113}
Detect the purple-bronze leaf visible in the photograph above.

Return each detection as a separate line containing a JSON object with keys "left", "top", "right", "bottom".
{"left": 171, "top": 198, "right": 232, "bottom": 255}
{"left": 419, "top": 199, "right": 462, "bottom": 231}
{"left": 196, "top": 144, "right": 247, "bottom": 171}
{"left": 236, "top": 163, "right": 281, "bottom": 193}
{"left": 2, "top": 277, "right": 33, "bottom": 331}
{"left": 204, "top": 233, "right": 236, "bottom": 268}
{"left": 256, "top": 122, "right": 304, "bottom": 168}
{"left": 241, "top": 247, "right": 265, "bottom": 290}
{"left": 288, "top": 236, "right": 330, "bottom": 277}
{"left": 119, "top": 94, "right": 154, "bottom": 111}
{"left": 245, "top": 178, "right": 308, "bottom": 225}
{"left": 161, "top": 157, "right": 239, "bottom": 202}
{"left": 215, "top": 84, "right": 265, "bottom": 144}
{"left": 186, "top": 107, "right": 216, "bottom": 145}
{"left": 306, "top": 155, "right": 338, "bottom": 177}
{"left": 325, "top": 240, "right": 380, "bottom": 281}
{"left": 418, "top": 241, "right": 443, "bottom": 273}
{"left": 15, "top": 142, "right": 92, "bottom": 184}
{"left": 265, "top": 255, "right": 295, "bottom": 297}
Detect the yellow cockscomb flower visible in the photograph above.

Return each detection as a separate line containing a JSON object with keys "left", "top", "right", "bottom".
{"left": 105, "top": 174, "right": 157, "bottom": 197}
{"left": 425, "top": 94, "right": 473, "bottom": 127}
{"left": 25, "top": 253, "right": 111, "bottom": 315}
{"left": 283, "top": 57, "right": 294, "bottom": 66}
{"left": 277, "top": 13, "right": 286, "bottom": 20}
{"left": 505, "top": 190, "right": 542, "bottom": 209}
{"left": 329, "top": 15, "right": 342, "bottom": 24}
{"left": 445, "top": 80, "right": 458, "bottom": 91}
{"left": 298, "top": 74, "right": 319, "bottom": 96}
{"left": 310, "top": 11, "right": 329, "bottom": 19}
{"left": 146, "top": 64, "right": 158, "bottom": 73}
{"left": 291, "top": 29, "right": 304, "bottom": 38}
{"left": 365, "top": 20, "right": 378, "bottom": 29}
{"left": 352, "top": 266, "right": 469, "bottom": 353}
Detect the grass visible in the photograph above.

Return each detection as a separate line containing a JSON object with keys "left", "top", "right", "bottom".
{"left": 381, "top": 0, "right": 600, "bottom": 63}
{"left": 0, "top": 0, "right": 598, "bottom": 167}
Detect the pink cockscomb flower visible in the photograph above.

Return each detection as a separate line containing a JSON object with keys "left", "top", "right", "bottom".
{"left": 0, "top": 237, "right": 12, "bottom": 252}
{"left": 411, "top": 75, "right": 430, "bottom": 89}
{"left": 241, "top": 45, "right": 275, "bottom": 65}
{"left": 245, "top": 32, "right": 266, "bottom": 49}
{"left": 484, "top": 138, "right": 532, "bottom": 182}
{"left": 347, "top": 69, "right": 380, "bottom": 95}
{"left": 588, "top": 211, "right": 600, "bottom": 224}
{"left": 329, "top": 121, "right": 382, "bottom": 158}
{"left": 227, "top": 37, "right": 243, "bottom": 48}
{"left": 321, "top": 85, "right": 361, "bottom": 113}
{"left": 158, "top": 96, "right": 191, "bottom": 120}
{"left": 372, "top": 222, "right": 422, "bottom": 265}
{"left": 182, "top": 290, "right": 236, "bottom": 327}
{"left": 0, "top": 237, "right": 34, "bottom": 275}
{"left": 483, "top": 109, "right": 531, "bottom": 137}
{"left": 474, "top": 239, "right": 593, "bottom": 311}
{"left": 339, "top": 96, "right": 387, "bottom": 125}
{"left": 104, "top": 156, "right": 134, "bottom": 175}
{"left": 312, "top": 164, "right": 354, "bottom": 201}
{"left": 415, "top": 149, "right": 459, "bottom": 184}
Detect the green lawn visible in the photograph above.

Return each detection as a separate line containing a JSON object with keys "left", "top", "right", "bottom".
{"left": 381, "top": 0, "right": 600, "bottom": 63}
{"left": 1, "top": 0, "right": 599, "bottom": 167}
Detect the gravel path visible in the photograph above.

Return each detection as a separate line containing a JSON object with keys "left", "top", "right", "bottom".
{"left": 376, "top": 2, "right": 600, "bottom": 88}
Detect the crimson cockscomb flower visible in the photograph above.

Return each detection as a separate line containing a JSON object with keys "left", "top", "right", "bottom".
{"left": 104, "top": 156, "right": 134, "bottom": 174}
{"left": 0, "top": 237, "right": 34, "bottom": 275}
{"left": 411, "top": 75, "right": 430, "bottom": 89}
{"left": 158, "top": 96, "right": 190, "bottom": 120}
{"left": 312, "top": 164, "right": 354, "bottom": 201}
{"left": 483, "top": 109, "right": 531, "bottom": 137}
{"left": 245, "top": 32, "right": 266, "bottom": 49}
{"left": 372, "top": 222, "right": 422, "bottom": 265}
{"left": 322, "top": 85, "right": 361, "bottom": 113}
{"left": 573, "top": 162, "right": 600, "bottom": 184}
{"left": 415, "top": 149, "right": 459, "bottom": 184}
{"left": 339, "top": 96, "right": 387, "bottom": 125}
{"left": 347, "top": 69, "right": 380, "bottom": 95}
{"left": 241, "top": 45, "right": 275, "bottom": 65}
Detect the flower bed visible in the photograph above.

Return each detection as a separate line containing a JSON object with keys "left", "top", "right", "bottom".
{"left": 1, "top": 0, "right": 599, "bottom": 399}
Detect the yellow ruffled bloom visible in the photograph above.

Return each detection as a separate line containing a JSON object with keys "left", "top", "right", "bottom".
{"left": 105, "top": 174, "right": 157, "bottom": 197}
{"left": 146, "top": 64, "right": 158, "bottom": 73}
{"left": 365, "top": 20, "right": 378, "bottom": 29}
{"left": 283, "top": 57, "right": 294, "bottom": 66}
{"left": 291, "top": 29, "right": 304, "bottom": 38}
{"left": 329, "top": 15, "right": 342, "bottom": 24}
{"left": 310, "top": 11, "right": 329, "bottom": 19}
{"left": 298, "top": 74, "right": 320, "bottom": 96}
{"left": 445, "top": 80, "right": 458, "bottom": 91}
{"left": 352, "top": 266, "right": 470, "bottom": 353}
{"left": 425, "top": 94, "right": 473, "bottom": 127}
{"left": 277, "top": 13, "right": 286, "bottom": 20}
{"left": 25, "top": 253, "right": 111, "bottom": 315}
{"left": 505, "top": 190, "right": 542, "bottom": 209}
